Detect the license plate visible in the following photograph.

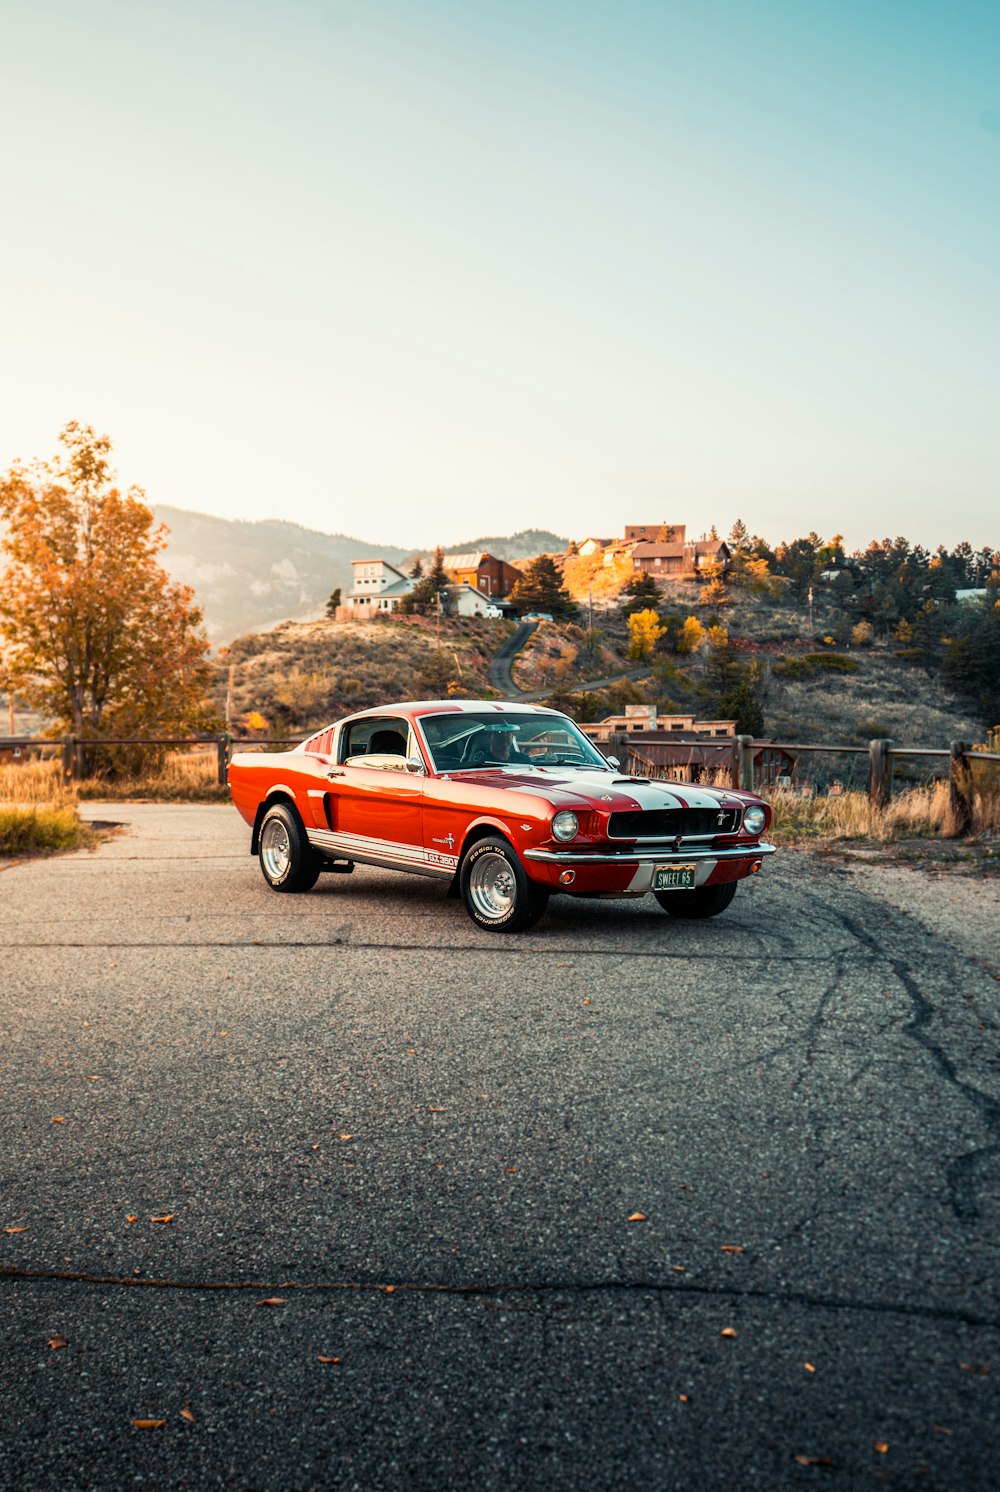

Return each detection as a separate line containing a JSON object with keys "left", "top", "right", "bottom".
{"left": 654, "top": 864, "right": 696, "bottom": 891}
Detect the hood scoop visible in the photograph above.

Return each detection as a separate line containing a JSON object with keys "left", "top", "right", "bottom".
{"left": 612, "top": 777, "right": 651, "bottom": 785}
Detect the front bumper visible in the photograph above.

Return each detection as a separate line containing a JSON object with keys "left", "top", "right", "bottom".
{"left": 522, "top": 841, "right": 776, "bottom": 894}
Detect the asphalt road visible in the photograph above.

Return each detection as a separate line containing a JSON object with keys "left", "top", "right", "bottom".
{"left": 486, "top": 621, "right": 538, "bottom": 695}
{"left": 1, "top": 804, "right": 998, "bottom": 1490}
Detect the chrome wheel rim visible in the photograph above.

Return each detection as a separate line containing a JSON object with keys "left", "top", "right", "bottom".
{"left": 468, "top": 851, "right": 517, "bottom": 921}
{"left": 260, "top": 817, "right": 291, "bottom": 880}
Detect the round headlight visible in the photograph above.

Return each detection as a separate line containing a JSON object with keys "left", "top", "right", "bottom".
{"left": 551, "top": 810, "right": 579, "bottom": 842}
{"left": 743, "top": 805, "right": 766, "bottom": 835}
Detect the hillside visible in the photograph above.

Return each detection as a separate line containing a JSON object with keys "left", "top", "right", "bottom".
{"left": 214, "top": 614, "right": 511, "bottom": 734}
{"left": 154, "top": 505, "right": 567, "bottom": 645}
{"left": 154, "top": 506, "right": 409, "bottom": 646}
{"left": 213, "top": 580, "right": 982, "bottom": 774}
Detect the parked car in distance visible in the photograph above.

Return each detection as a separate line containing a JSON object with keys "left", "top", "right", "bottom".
{"left": 521, "top": 612, "right": 553, "bottom": 622}
{"left": 228, "top": 700, "right": 775, "bottom": 932}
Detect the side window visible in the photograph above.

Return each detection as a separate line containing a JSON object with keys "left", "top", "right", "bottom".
{"left": 341, "top": 717, "right": 410, "bottom": 763}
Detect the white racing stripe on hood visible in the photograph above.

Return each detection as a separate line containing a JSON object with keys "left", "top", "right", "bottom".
{"left": 614, "top": 780, "right": 727, "bottom": 811}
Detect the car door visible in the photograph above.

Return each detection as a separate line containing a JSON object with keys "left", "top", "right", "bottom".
{"left": 323, "top": 714, "right": 428, "bottom": 873}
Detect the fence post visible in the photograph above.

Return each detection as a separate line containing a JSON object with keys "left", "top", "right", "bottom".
{"left": 869, "top": 738, "right": 893, "bottom": 809}
{"left": 62, "top": 735, "right": 75, "bottom": 782}
{"left": 217, "top": 733, "right": 231, "bottom": 787}
{"left": 949, "top": 740, "right": 972, "bottom": 836}
{"left": 737, "top": 735, "right": 754, "bottom": 791}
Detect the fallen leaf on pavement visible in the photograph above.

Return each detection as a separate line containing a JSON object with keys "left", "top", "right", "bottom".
{"left": 338, "top": 1133, "right": 353, "bottom": 1141}
{"left": 51, "top": 1117, "right": 65, "bottom": 1124}
{"left": 132, "top": 1419, "right": 166, "bottom": 1429}
{"left": 627, "top": 1212, "right": 647, "bottom": 1222}
{"left": 874, "top": 1442, "right": 889, "bottom": 1454}
{"left": 179, "top": 1406, "right": 196, "bottom": 1423}
{"left": 384, "top": 1285, "right": 395, "bottom": 1294}
{"left": 125, "top": 1216, "right": 138, "bottom": 1224}
{"left": 931, "top": 1426, "right": 954, "bottom": 1436}
{"left": 4, "top": 1227, "right": 28, "bottom": 1234}
{"left": 794, "top": 1455, "right": 832, "bottom": 1467}
{"left": 48, "top": 1335, "right": 68, "bottom": 1350}
{"left": 719, "top": 1245, "right": 745, "bottom": 1254}
{"left": 426, "top": 1107, "right": 446, "bottom": 1113}
{"left": 673, "top": 1265, "right": 685, "bottom": 1273}
{"left": 678, "top": 1394, "right": 689, "bottom": 1403}
{"left": 255, "top": 1298, "right": 288, "bottom": 1307}
{"left": 317, "top": 1356, "right": 342, "bottom": 1364}
{"left": 719, "top": 1328, "right": 738, "bottom": 1339}
{"left": 149, "top": 1215, "right": 173, "bottom": 1224}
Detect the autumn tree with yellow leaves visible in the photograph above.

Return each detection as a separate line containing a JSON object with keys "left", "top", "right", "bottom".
{"left": 626, "top": 608, "right": 667, "bottom": 659}
{"left": 0, "top": 424, "right": 214, "bottom": 753}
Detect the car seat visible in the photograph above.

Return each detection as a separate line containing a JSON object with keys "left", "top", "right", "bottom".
{"left": 368, "top": 728, "right": 407, "bottom": 756}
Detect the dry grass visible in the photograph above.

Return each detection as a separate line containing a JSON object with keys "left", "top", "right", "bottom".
{"left": 0, "top": 756, "right": 74, "bottom": 806}
{"left": 0, "top": 750, "right": 227, "bottom": 804}
{"left": 767, "top": 773, "right": 1000, "bottom": 842}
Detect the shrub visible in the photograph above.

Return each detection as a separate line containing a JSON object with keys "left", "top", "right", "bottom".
{"left": 0, "top": 804, "right": 86, "bottom": 855}
{"left": 773, "top": 653, "right": 858, "bottom": 679}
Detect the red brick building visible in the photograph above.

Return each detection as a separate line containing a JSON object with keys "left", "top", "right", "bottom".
{"left": 443, "top": 552, "right": 524, "bottom": 599}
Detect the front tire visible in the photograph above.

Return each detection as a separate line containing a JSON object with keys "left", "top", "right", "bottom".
{"left": 258, "top": 803, "right": 322, "bottom": 892}
{"left": 654, "top": 881, "right": 737, "bottom": 919}
{"left": 460, "top": 836, "right": 549, "bottom": 932}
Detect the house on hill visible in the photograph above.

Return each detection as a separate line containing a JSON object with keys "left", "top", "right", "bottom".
{"left": 443, "top": 552, "right": 524, "bottom": 598}
{"left": 345, "top": 558, "right": 413, "bottom": 615}
{"left": 632, "top": 537, "right": 730, "bottom": 580}
{"left": 625, "top": 523, "right": 686, "bottom": 544}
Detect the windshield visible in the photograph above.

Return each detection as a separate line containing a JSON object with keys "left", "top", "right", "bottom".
{"left": 419, "top": 711, "right": 610, "bottom": 772}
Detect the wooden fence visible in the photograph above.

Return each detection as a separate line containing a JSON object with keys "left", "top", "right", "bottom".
{"left": 2, "top": 731, "right": 998, "bottom": 833}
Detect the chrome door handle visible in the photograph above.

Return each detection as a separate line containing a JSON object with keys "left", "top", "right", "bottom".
{"left": 326, "top": 769, "right": 345, "bottom": 779}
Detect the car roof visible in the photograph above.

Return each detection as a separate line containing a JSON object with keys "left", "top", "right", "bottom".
{"left": 352, "top": 699, "right": 566, "bottom": 719}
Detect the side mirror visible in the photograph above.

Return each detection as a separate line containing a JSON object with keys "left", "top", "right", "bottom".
{"left": 606, "top": 755, "right": 621, "bottom": 769}
{"left": 405, "top": 756, "right": 427, "bottom": 775}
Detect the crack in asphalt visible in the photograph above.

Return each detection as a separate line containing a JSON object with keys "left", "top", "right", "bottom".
{"left": 2, "top": 1265, "right": 997, "bottom": 1330}
{"left": 0, "top": 938, "right": 894, "bottom": 962}
{"left": 830, "top": 905, "right": 1000, "bottom": 1222}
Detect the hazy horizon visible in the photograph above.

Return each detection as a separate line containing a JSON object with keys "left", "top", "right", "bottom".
{"left": 2, "top": 0, "right": 998, "bottom": 554}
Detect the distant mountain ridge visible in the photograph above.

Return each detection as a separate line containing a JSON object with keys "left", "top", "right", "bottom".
{"left": 153, "top": 505, "right": 567, "bottom": 646}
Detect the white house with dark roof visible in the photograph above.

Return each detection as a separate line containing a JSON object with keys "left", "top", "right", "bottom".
{"left": 345, "top": 558, "right": 414, "bottom": 615}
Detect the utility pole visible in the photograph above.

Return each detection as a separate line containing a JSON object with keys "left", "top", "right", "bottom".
{"left": 225, "top": 664, "right": 234, "bottom": 726}
{"left": 588, "top": 588, "right": 593, "bottom": 654}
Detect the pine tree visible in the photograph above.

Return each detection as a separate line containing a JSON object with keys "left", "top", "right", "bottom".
{"left": 619, "top": 570, "right": 661, "bottom": 615}
{"left": 507, "top": 556, "right": 575, "bottom": 618}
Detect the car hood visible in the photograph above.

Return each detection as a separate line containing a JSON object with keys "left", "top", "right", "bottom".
{"left": 444, "top": 766, "right": 741, "bottom": 813}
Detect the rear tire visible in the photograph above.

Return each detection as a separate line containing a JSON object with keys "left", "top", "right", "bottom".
{"left": 460, "top": 836, "right": 549, "bottom": 932}
{"left": 258, "top": 803, "right": 322, "bottom": 892}
{"left": 654, "top": 881, "right": 737, "bottom": 919}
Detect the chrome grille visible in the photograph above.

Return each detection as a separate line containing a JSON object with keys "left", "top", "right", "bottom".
{"left": 607, "top": 807, "right": 741, "bottom": 839}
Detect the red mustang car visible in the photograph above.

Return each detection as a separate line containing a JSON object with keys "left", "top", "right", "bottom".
{"left": 228, "top": 700, "right": 775, "bottom": 932}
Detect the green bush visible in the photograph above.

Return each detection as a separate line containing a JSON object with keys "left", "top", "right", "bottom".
{"left": 0, "top": 805, "right": 86, "bottom": 855}
{"left": 773, "top": 652, "right": 858, "bottom": 679}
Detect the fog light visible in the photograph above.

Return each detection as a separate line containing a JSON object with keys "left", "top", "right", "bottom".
{"left": 559, "top": 869, "right": 576, "bottom": 885}
{"left": 750, "top": 860, "right": 762, "bottom": 874}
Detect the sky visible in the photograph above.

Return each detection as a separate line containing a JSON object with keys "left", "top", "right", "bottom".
{"left": 1, "top": 0, "right": 998, "bottom": 554}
